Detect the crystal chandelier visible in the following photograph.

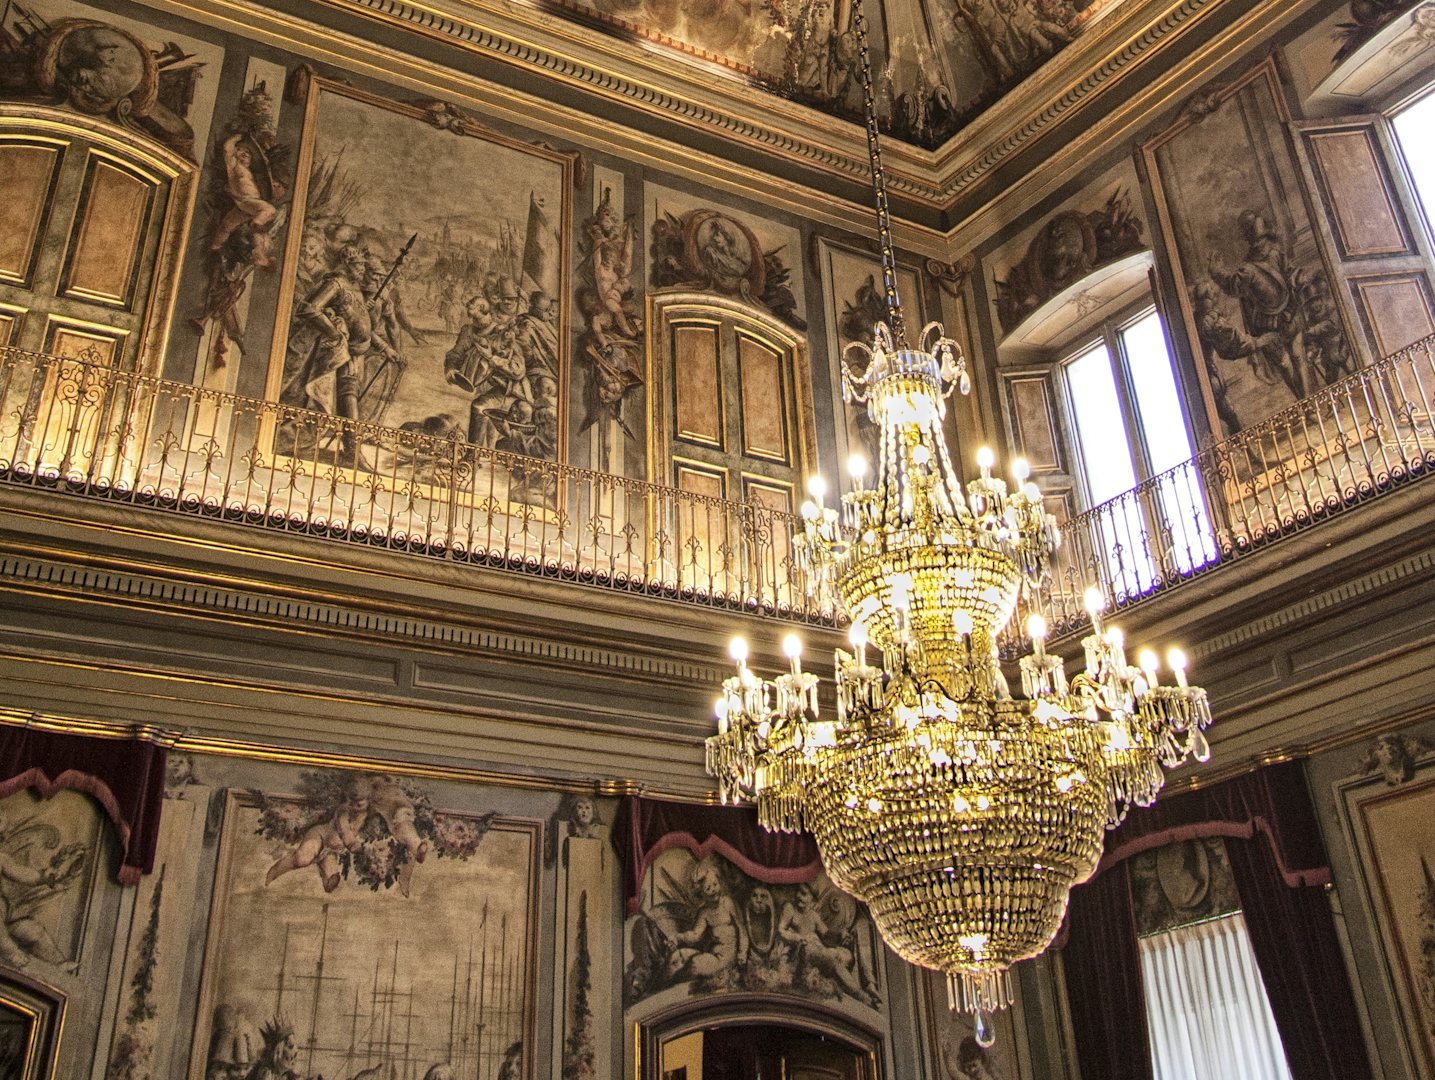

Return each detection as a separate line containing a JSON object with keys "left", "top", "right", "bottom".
{"left": 703, "top": 0, "right": 1214, "bottom": 1024}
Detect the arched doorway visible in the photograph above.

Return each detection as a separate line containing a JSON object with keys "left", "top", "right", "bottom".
{"left": 639, "top": 995, "right": 882, "bottom": 1080}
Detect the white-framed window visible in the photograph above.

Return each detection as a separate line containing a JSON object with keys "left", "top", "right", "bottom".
{"left": 1058, "top": 307, "right": 1215, "bottom": 591}
{"left": 1391, "top": 86, "right": 1435, "bottom": 244}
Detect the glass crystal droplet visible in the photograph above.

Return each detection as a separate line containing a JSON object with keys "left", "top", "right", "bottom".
{"left": 959, "top": 372, "right": 972, "bottom": 396}
{"left": 1191, "top": 726, "right": 1211, "bottom": 762}
{"left": 974, "top": 1008, "right": 996, "bottom": 1049}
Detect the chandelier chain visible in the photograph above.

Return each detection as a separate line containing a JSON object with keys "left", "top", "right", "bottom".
{"left": 851, "top": 0, "right": 907, "bottom": 348}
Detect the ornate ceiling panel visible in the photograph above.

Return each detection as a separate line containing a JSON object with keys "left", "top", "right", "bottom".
{"left": 520, "top": 0, "right": 1132, "bottom": 149}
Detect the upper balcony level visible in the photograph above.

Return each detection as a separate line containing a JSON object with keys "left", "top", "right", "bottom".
{"left": 2, "top": 332, "right": 1434, "bottom": 794}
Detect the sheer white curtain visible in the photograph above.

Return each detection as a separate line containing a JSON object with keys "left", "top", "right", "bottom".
{"left": 1139, "top": 913, "right": 1293, "bottom": 1080}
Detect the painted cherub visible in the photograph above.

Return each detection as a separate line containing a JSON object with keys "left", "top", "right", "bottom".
{"left": 777, "top": 882, "right": 881, "bottom": 1006}
{"left": 264, "top": 795, "right": 369, "bottom": 893}
{"left": 667, "top": 859, "right": 745, "bottom": 981}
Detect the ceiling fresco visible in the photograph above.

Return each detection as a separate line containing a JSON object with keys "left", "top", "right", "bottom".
{"left": 532, "top": 0, "right": 1126, "bottom": 148}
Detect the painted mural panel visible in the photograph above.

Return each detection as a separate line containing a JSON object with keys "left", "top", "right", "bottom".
{"left": 0, "top": 0, "right": 222, "bottom": 161}
{"left": 192, "top": 774, "right": 539, "bottom": 1080}
{"left": 271, "top": 83, "right": 571, "bottom": 467}
{"left": 1141, "top": 58, "right": 1356, "bottom": 441}
{"left": 575, "top": 184, "right": 643, "bottom": 442}
{"left": 922, "top": 967, "right": 1025, "bottom": 1080}
{"left": 647, "top": 184, "right": 806, "bottom": 331}
{"left": 189, "top": 69, "right": 293, "bottom": 376}
{"left": 0, "top": 788, "right": 98, "bottom": 974}
{"left": 624, "top": 847, "right": 884, "bottom": 1013}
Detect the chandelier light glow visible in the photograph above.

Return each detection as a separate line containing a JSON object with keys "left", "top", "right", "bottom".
{"left": 702, "top": 0, "right": 1214, "bottom": 1024}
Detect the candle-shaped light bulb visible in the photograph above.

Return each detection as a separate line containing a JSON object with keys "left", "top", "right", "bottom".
{"left": 715, "top": 696, "right": 730, "bottom": 734}
{"left": 847, "top": 453, "right": 869, "bottom": 482}
{"left": 976, "top": 446, "right": 995, "bottom": 478}
{"left": 806, "top": 475, "right": 828, "bottom": 503}
{"left": 1012, "top": 457, "right": 1031, "bottom": 482}
{"left": 1084, "top": 586, "right": 1106, "bottom": 616}
{"left": 1139, "top": 649, "right": 1160, "bottom": 684}
{"left": 783, "top": 633, "right": 803, "bottom": 677}
{"left": 1027, "top": 613, "right": 1047, "bottom": 662}
{"left": 1168, "top": 648, "right": 1188, "bottom": 687}
{"left": 848, "top": 621, "right": 868, "bottom": 668}
{"left": 729, "top": 636, "right": 749, "bottom": 665}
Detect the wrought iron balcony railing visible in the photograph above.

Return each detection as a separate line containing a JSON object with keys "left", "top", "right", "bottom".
{"left": 0, "top": 335, "right": 1432, "bottom": 636}
{"left": 0, "top": 343, "right": 819, "bottom": 621}
{"left": 1022, "top": 332, "right": 1435, "bottom": 642}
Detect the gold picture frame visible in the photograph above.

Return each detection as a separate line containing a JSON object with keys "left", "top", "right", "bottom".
{"left": 1337, "top": 756, "right": 1435, "bottom": 1077}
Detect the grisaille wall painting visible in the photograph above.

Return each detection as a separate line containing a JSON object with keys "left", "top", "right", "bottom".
{"left": 1142, "top": 58, "right": 1356, "bottom": 441}
{"left": 193, "top": 775, "right": 539, "bottom": 1080}
{"left": 0, "top": 788, "right": 98, "bottom": 974}
{"left": 1129, "top": 837, "right": 1241, "bottom": 938}
{"left": 647, "top": 184, "right": 806, "bottom": 331}
{"left": 992, "top": 185, "right": 1146, "bottom": 334}
{"left": 536, "top": 0, "right": 1126, "bottom": 148}
{"left": 189, "top": 72, "right": 292, "bottom": 374}
{"left": 0, "top": 0, "right": 222, "bottom": 161}
{"left": 624, "top": 848, "right": 883, "bottom": 1012}
{"left": 272, "top": 83, "right": 570, "bottom": 468}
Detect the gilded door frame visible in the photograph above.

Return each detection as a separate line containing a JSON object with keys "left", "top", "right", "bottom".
{"left": 645, "top": 290, "right": 817, "bottom": 492}
{"left": 0, "top": 102, "right": 198, "bottom": 374}
{"left": 635, "top": 993, "right": 885, "bottom": 1080}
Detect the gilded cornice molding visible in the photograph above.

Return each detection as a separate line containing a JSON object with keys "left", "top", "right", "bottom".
{"left": 1195, "top": 547, "right": 1435, "bottom": 658}
{"left": 322, "top": 0, "right": 932, "bottom": 196}
{"left": 156, "top": 0, "right": 947, "bottom": 252}
{"left": 0, "top": 707, "right": 658, "bottom": 798}
{"left": 0, "top": 551, "right": 723, "bottom": 685}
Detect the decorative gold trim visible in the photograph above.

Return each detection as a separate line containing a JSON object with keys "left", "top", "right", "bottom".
{"left": 0, "top": 706, "right": 708, "bottom": 802}
{"left": 0, "top": 970, "right": 65, "bottom": 1080}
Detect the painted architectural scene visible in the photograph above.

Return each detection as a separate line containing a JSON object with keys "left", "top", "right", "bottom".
{"left": 534, "top": 0, "right": 1129, "bottom": 147}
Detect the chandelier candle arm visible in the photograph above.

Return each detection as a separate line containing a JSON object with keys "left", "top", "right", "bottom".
{"left": 703, "top": 0, "right": 1214, "bottom": 1023}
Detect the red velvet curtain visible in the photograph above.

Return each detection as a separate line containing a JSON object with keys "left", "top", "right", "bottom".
{"left": 1225, "top": 825, "right": 1374, "bottom": 1080}
{"left": 1061, "top": 760, "right": 1373, "bottom": 1080}
{"left": 611, "top": 796, "right": 822, "bottom": 914}
{"left": 0, "top": 723, "right": 167, "bottom": 884}
{"left": 1063, "top": 861, "right": 1153, "bottom": 1080}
